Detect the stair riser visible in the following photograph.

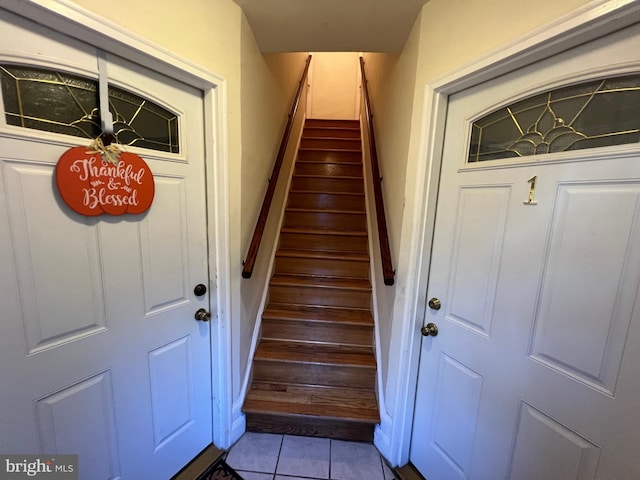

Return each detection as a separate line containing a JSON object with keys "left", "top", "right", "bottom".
{"left": 305, "top": 119, "right": 360, "bottom": 129}
{"left": 287, "top": 192, "right": 365, "bottom": 211}
{"left": 261, "top": 318, "right": 373, "bottom": 346}
{"left": 269, "top": 284, "right": 371, "bottom": 309}
{"left": 294, "top": 163, "right": 363, "bottom": 177}
{"left": 274, "top": 256, "right": 369, "bottom": 279}
{"left": 284, "top": 211, "right": 367, "bottom": 231}
{"left": 297, "top": 150, "right": 362, "bottom": 164}
{"left": 245, "top": 414, "right": 374, "bottom": 442}
{"left": 253, "top": 361, "right": 376, "bottom": 389}
{"left": 300, "top": 138, "right": 361, "bottom": 150}
{"left": 279, "top": 232, "right": 368, "bottom": 253}
{"left": 302, "top": 127, "right": 360, "bottom": 139}
{"left": 290, "top": 176, "right": 364, "bottom": 193}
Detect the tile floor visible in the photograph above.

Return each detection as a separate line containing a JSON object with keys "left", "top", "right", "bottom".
{"left": 225, "top": 432, "right": 396, "bottom": 480}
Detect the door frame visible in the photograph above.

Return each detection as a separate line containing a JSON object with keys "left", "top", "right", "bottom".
{"left": 385, "top": 0, "right": 640, "bottom": 468}
{"left": 0, "top": 0, "right": 233, "bottom": 449}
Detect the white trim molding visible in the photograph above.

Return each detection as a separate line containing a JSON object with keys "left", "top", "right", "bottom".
{"left": 0, "top": 0, "right": 234, "bottom": 449}
{"left": 389, "top": 0, "right": 640, "bottom": 468}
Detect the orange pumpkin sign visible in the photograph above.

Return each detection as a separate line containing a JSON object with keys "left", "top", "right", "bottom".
{"left": 56, "top": 146, "right": 155, "bottom": 216}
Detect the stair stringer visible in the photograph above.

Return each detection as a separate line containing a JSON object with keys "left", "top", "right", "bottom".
{"left": 232, "top": 113, "right": 307, "bottom": 442}
{"left": 359, "top": 114, "right": 396, "bottom": 461}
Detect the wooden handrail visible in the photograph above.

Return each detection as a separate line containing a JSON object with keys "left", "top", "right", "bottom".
{"left": 359, "top": 57, "right": 395, "bottom": 286}
{"left": 242, "top": 54, "right": 312, "bottom": 279}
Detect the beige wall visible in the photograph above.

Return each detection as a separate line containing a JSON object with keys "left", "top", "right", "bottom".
{"left": 361, "top": 11, "right": 422, "bottom": 409}
{"left": 238, "top": 11, "right": 310, "bottom": 399}
{"left": 308, "top": 52, "right": 361, "bottom": 119}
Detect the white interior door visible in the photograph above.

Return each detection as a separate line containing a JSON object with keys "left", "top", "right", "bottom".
{"left": 307, "top": 52, "right": 360, "bottom": 120}
{"left": 0, "top": 12, "right": 212, "bottom": 479}
{"left": 410, "top": 23, "right": 640, "bottom": 479}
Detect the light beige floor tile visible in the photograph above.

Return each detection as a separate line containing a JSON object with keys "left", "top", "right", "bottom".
{"left": 276, "top": 435, "right": 330, "bottom": 479}
{"left": 330, "top": 439, "right": 384, "bottom": 480}
{"left": 225, "top": 432, "right": 283, "bottom": 474}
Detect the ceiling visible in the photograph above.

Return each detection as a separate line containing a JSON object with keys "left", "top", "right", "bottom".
{"left": 233, "top": 0, "right": 430, "bottom": 53}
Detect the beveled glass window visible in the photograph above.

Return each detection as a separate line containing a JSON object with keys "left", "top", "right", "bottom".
{"left": 468, "top": 75, "right": 640, "bottom": 163}
{"left": 1, "top": 64, "right": 180, "bottom": 153}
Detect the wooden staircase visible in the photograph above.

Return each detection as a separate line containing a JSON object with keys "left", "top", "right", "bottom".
{"left": 242, "top": 118, "right": 380, "bottom": 441}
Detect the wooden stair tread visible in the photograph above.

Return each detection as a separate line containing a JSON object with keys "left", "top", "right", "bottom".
{"left": 289, "top": 189, "right": 364, "bottom": 196}
{"left": 270, "top": 274, "right": 371, "bottom": 290}
{"left": 293, "top": 174, "right": 363, "bottom": 181}
{"left": 281, "top": 226, "right": 367, "bottom": 237}
{"left": 263, "top": 304, "right": 373, "bottom": 326}
{"left": 299, "top": 147, "right": 362, "bottom": 153}
{"left": 255, "top": 340, "right": 376, "bottom": 367}
{"left": 275, "top": 249, "right": 369, "bottom": 262}
{"left": 286, "top": 207, "right": 365, "bottom": 215}
{"left": 244, "top": 383, "right": 379, "bottom": 422}
{"left": 280, "top": 226, "right": 367, "bottom": 235}
{"left": 245, "top": 117, "right": 377, "bottom": 441}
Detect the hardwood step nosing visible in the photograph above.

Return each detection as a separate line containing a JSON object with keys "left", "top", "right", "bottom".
{"left": 296, "top": 158, "right": 363, "bottom": 164}
{"left": 289, "top": 189, "right": 364, "bottom": 197}
{"left": 269, "top": 274, "right": 371, "bottom": 293}
{"left": 298, "top": 148, "right": 362, "bottom": 153}
{"left": 259, "top": 335, "right": 372, "bottom": 348}
{"left": 262, "top": 311, "right": 374, "bottom": 327}
{"left": 242, "top": 407, "right": 379, "bottom": 424}
{"left": 285, "top": 207, "right": 366, "bottom": 215}
{"left": 293, "top": 174, "right": 363, "bottom": 180}
{"left": 301, "top": 136, "right": 361, "bottom": 141}
{"left": 253, "top": 357, "right": 377, "bottom": 369}
{"left": 275, "top": 250, "right": 369, "bottom": 261}
{"left": 280, "top": 227, "right": 368, "bottom": 237}
{"left": 303, "top": 126, "right": 361, "bottom": 131}
{"left": 261, "top": 318, "right": 374, "bottom": 329}
{"left": 242, "top": 400, "right": 380, "bottom": 425}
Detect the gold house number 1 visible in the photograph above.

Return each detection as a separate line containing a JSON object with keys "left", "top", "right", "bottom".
{"left": 523, "top": 175, "right": 538, "bottom": 205}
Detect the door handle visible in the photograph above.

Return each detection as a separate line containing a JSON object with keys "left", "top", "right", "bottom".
{"left": 421, "top": 323, "right": 438, "bottom": 337}
{"left": 194, "top": 308, "right": 211, "bottom": 322}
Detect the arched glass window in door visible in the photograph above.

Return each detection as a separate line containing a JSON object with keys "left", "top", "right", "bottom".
{"left": 468, "top": 75, "right": 640, "bottom": 163}
{"left": 1, "top": 64, "right": 179, "bottom": 153}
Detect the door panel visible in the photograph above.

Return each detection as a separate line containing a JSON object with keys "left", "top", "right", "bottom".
{"left": 509, "top": 402, "right": 601, "bottom": 480}
{"left": 0, "top": 11, "right": 212, "bottom": 479}
{"left": 410, "top": 22, "right": 640, "bottom": 480}
{"left": 448, "top": 186, "right": 510, "bottom": 336}
{"left": 530, "top": 182, "right": 640, "bottom": 395}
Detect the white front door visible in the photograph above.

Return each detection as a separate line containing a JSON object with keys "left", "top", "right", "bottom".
{"left": 0, "top": 12, "right": 212, "bottom": 479}
{"left": 410, "top": 23, "right": 640, "bottom": 479}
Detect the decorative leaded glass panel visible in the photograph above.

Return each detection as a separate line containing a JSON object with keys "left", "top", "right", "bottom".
{"left": 1, "top": 64, "right": 180, "bottom": 153}
{"left": 0, "top": 65, "right": 101, "bottom": 138}
{"left": 468, "top": 75, "right": 640, "bottom": 162}
{"left": 108, "top": 85, "right": 179, "bottom": 153}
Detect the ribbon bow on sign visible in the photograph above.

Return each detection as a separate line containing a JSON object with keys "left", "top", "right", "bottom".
{"left": 88, "top": 137, "right": 122, "bottom": 165}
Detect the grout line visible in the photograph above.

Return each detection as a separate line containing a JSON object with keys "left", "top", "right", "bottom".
{"left": 328, "top": 438, "right": 332, "bottom": 480}
{"left": 273, "top": 434, "right": 285, "bottom": 479}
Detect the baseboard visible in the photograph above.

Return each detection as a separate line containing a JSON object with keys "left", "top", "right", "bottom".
{"left": 230, "top": 402, "right": 246, "bottom": 446}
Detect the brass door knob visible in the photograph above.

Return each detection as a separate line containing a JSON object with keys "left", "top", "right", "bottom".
{"left": 194, "top": 308, "right": 211, "bottom": 322}
{"left": 421, "top": 323, "right": 438, "bottom": 337}
{"left": 428, "top": 298, "right": 441, "bottom": 310}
